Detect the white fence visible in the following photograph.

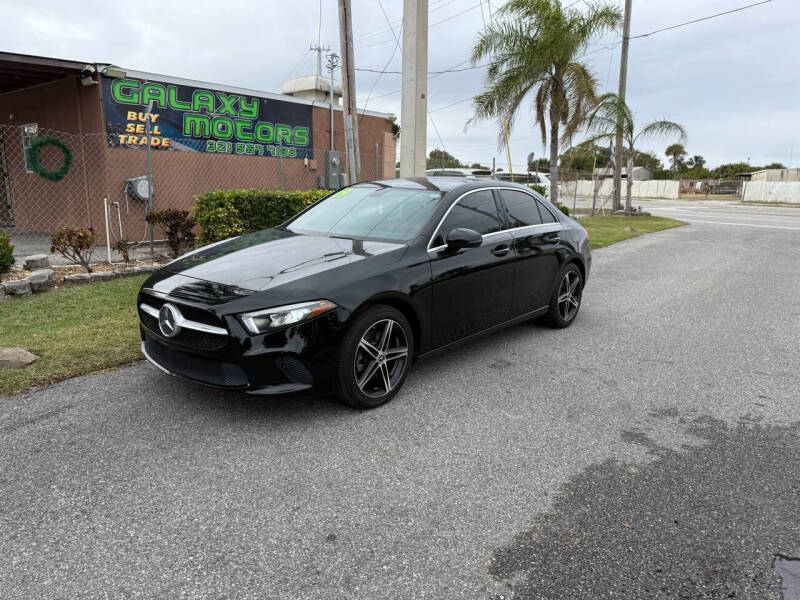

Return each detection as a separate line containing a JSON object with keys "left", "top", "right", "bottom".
{"left": 563, "top": 179, "right": 679, "bottom": 200}
{"left": 742, "top": 181, "right": 800, "bottom": 204}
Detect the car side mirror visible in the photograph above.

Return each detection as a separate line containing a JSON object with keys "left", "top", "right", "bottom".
{"left": 445, "top": 228, "right": 483, "bottom": 251}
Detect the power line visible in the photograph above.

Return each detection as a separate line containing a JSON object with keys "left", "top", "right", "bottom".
{"left": 358, "top": 0, "right": 402, "bottom": 119}
{"left": 355, "top": 63, "right": 488, "bottom": 75}
{"left": 354, "top": 1, "right": 483, "bottom": 50}
{"left": 629, "top": 0, "right": 773, "bottom": 39}
{"left": 354, "top": 0, "right": 455, "bottom": 42}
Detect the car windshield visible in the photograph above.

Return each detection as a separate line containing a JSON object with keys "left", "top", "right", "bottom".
{"left": 286, "top": 184, "right": 442, "bottom": 242}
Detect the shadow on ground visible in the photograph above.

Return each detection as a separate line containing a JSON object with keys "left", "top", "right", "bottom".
{"left": 488, "top": 416, "right": 800, "bottom": 599}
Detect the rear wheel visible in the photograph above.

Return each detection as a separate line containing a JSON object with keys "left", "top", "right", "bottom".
{"left": 542, "top": 263, "right": 583, "bottom": 328}
{"left": 336, "top": 305, "right": 413, "bottom": 408}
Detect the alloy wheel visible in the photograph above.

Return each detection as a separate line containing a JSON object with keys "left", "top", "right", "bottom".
{"left": 353, "top": 319, "right": 409, "bottom": 398}
{"left": 557, "top": 271, "right": 582, "bottom": 322}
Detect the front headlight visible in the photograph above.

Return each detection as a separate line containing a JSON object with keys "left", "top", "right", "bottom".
{"left": 239, "top": 300, "right": 337, "bottom": 335}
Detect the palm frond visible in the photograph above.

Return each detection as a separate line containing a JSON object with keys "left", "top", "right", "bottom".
{"left": 635, "top": 119, "right": 687, "bottom": 145}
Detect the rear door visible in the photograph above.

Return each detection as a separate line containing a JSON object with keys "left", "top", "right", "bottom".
{"left": 428, "top": 189, "right": 514, "bottom": 349}
{"left": 498, "top": 189, "right": 565, "bottom": 316}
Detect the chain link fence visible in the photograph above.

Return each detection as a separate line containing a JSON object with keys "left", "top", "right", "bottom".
{"left": 0, "top": 123, "right": 383, "bottom": 265}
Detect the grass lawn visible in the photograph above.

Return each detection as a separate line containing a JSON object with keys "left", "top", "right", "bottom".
{"left": 0, "top": 276, "right": 148, "bottom": 397}
{"left": 580, "top": 215, "right": 687, "bottom": 249}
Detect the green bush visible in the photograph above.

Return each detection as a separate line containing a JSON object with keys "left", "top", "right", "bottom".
{"left": 194, "top": 189, "right": 328, "bottom": 245}
{"left": 0, "top": 230, "right": 14, "bottom": 276}
{"left": 557, "top": 204, "right": 570, "bottom": 216}
{"left": 529, "top": 184, "right": 548, "bottom": 197}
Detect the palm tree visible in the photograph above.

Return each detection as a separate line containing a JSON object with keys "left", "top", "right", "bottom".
{"left": 583, "top": 93, "right": 687, "bottom": 213}
{"left": 470, "top": 0, "right": 622, "bottom": 204}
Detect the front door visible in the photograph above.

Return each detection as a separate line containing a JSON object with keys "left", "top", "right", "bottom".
{"left": 429, "top": 189, "right": 515, "bottom": 349}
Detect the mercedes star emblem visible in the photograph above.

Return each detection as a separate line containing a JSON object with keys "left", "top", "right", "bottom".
{"left": 158, "top": 303, "right": 182, "bottom": 338}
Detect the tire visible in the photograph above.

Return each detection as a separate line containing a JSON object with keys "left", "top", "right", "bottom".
{"left": 335, "top": 305, "right": 414, "bottom": 409}
{"left": 542, "top": 263, "right": 584, "bottom": 328}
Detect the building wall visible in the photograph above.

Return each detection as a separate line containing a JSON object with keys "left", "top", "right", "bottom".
{"left": 0, "top": 77, "right": 105, "bottom": 232}
{"left": 750, "top": 168, "right": 800, "bottom": 182}
{"left": 0, "top": 75, "right": 396, "bottom": 235}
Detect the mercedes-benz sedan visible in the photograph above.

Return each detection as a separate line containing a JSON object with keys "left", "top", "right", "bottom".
{"left": 138, "top": 177, "right": 591, "bottom": 408}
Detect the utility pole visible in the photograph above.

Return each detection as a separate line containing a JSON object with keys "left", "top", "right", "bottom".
{"left": 310, "top": 44, "right": 331, "bottom": 79}
{"left": 338, "top": 0, "right": 360, "bottom": 183}
{"left": 399, "top": 0, "right": 428, "bottom": 177}
{"left": 614, "top": 0, "right": 632, "bottom": 212}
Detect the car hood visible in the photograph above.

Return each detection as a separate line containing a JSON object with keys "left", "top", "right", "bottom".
{"left": 158, "top": 228, "right": 406, "bottom": 292}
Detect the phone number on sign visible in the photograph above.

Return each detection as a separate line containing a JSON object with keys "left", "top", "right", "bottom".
{"left": 206, "top": 140, "right": 298, "bottom": 157}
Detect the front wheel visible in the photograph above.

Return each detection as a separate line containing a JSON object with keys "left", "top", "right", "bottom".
{"left": 542, "top": 263, "right": 583, "bottom": 328}
{"left": 335, "top": 305, "right": 414, "bottom": 408}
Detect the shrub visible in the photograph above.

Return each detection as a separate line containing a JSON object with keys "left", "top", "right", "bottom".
{"left": 114, "top": 239, "right": 134, "bottom": 264}
{"left": 146, "top": 209, "right": 196, "bottom": 258}
{"left": 194, "top": 189, "right": 328, "bottom": 245}
{"left": 529, "top": 183, "right": 548, "bottom": 197}
{"left": 557, "top": 204, "right": 570, "bottom": 216}
{"left": 0, "top": 230, "right": 14, "bottom": 277}
{"left": 51, "top": 227, "right": 95, "bottom": 272}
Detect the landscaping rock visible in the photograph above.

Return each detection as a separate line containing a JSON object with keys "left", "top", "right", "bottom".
{"left": 28, "top": 269, "right": 55, "bottom": 292}
{"left": 3, "top": 280, "right": 31, "bottom": 296}
{"left": 133, "top": 265, "right": 157, "bottom": 273}
{"left": 0, "top": 285, "right": 6, "bottom": 301}
{"left": 23, "top": 254, "right": 50, "bottom": 270}
{"left": 0, "top": 347, "right": 38, "bottom": 369}
{"left": 65, "top": 273, "right": 91, "bottom": 283}
{"left": 90, "top": 271, "right": 117, "bottom": 282}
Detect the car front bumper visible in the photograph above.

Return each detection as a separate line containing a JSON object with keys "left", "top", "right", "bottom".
{"left": 139, "top": 309, "right": 346, "bottom": 396}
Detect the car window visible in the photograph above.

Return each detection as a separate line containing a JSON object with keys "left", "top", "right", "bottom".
{"left": 501, "top": 189, "right": 542, "bottom": 228}
{"left": 433, "top": 190, "right": 503, "bottom": 246}
{"left": 537, "top": 201, "right": 558, "bottom": 223}
{"left": 287, "top": 185, "right": 442, "bottom": 242}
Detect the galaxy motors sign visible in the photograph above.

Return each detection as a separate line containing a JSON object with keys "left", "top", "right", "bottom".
{"left": 101, "top": 76, "right": 313, "bottom": 159}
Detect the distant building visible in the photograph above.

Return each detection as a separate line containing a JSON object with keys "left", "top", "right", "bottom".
{"left": 595, "top": 166, "right": 652, "bottom": 180}
{"left": 749, "top": 168, "right": 800, "bottom": 182}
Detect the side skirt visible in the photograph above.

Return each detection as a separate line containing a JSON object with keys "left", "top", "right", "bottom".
{"left": 417, "top": 306, "right": 549, "bottom": 361}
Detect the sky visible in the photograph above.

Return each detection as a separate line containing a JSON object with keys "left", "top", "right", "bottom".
{"left": 5, "top": 0, "right": 799, "bottom": 170}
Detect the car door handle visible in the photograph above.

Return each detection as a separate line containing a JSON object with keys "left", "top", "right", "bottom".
{"left": 542, "top": 232, "right": 560, "bottom": 243}
{"left": 492, "top": 244, "right": 511, "bottom": 257}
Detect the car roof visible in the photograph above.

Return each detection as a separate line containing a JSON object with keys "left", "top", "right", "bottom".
{"left": 362, "top": 177, "right": 535, "bottom": 194}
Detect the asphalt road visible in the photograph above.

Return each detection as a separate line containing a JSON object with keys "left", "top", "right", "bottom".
{"left": 2, "top": 207, "right": 800, "bottom": 599}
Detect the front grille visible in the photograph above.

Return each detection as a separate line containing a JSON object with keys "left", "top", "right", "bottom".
{"left": 140, "top": 291, "right": 226, "bottom": 329}
{"left": 139, "top": 310, "right": 228, "bottom": 351}
{"left": 144, "top": 335, "right": 248, "bottom": 388}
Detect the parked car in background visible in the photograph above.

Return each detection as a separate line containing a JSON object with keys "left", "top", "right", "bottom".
{"left": 425, "top": 167, "right": 494, "bottom": 178}
{"left": 138, "top": 177, "right": 591, "bottom": 408}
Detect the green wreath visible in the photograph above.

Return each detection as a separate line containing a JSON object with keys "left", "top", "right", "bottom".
{"left": 25, "top": 136, "right": 73, "bottom": 181}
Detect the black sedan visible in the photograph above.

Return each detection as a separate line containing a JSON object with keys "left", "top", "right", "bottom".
{"left": 138, "top": 177, "right": 591, "bottom": 408}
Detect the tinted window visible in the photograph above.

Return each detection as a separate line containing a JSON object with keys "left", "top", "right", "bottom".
{"left": 537, "top": 201, "right": 558, "bottom": 223}
{"left": 501, "top": 190, "right": 542, "bottom": 227}
{"left": 434, "top": 190, "right": 503, "bottom": 246}
{"left": 287, "top": 185, "right": 442, "bottom": 242}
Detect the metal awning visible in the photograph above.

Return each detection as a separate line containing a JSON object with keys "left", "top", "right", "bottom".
{"left": 0, "top": 52, "right": 87, "bottom": 94}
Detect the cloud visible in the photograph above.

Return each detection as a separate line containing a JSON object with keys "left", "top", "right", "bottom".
{"left": 5, "top": 0, "right": 799, "bottom": 168}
